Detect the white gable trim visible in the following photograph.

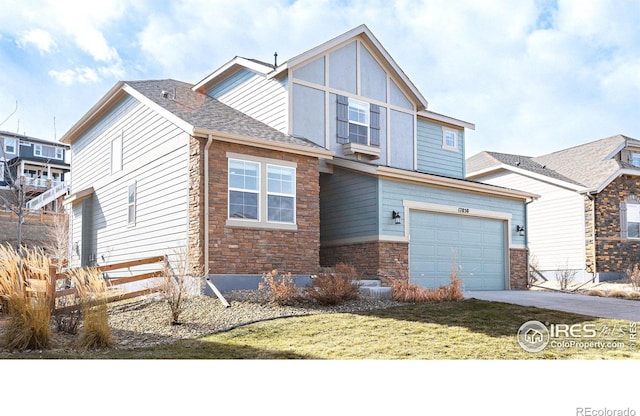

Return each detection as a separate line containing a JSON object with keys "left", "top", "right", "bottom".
{"left": 273, "top": 24, "right": 428, "bottom": 110}
{"left": 594, "top": 169, "right": 640, "bottom": 194}
{"left": 192, "top": 57, "right": 274, "bottom": 92}
{"left": 467, "top": 164, "right": 587, "bottom": 192}
{"left": 121, "top": 84, "right": 195, "bottom": 134}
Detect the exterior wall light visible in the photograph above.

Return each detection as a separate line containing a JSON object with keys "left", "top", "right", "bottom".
{"left": 392, "top": 210, "right": 402, "bottom": 225}
{"left": 516, "top": 225, "right": 525, "bottom": 237}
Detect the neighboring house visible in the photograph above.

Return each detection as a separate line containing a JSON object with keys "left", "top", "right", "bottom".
{"left": 61, "top": 25, "right": 536, "bottom": 291}
{"left": 467, "top": 134, "right": 640, "bottom": 283}
{"left": 0, "top": 131, "right": 70, "bottom": 213}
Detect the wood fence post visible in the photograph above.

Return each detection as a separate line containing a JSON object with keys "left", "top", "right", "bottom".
{"left": 48, "top": 265, "right": 57, "bottom": 311}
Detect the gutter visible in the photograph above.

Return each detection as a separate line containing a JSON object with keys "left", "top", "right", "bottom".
{"left": 203, "top": 134, "right": 229, "bottom": 307}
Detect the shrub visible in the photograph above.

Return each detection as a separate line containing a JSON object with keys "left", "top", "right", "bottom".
{"left": 0, "top": 245, "right": 53, "bottom": 351}
{"left": 383, "top": 258, "right": 464, "bottom": 303}
{"left": 585, "top": 290, "right": 606, "bottom": 297}
{"left": 607, "top": 290, "right": 630, "bottom": 299}
{"left": 555, "top": 264, "right": 577, "bottom": 291}
{"left": 258, "top": 269, "right": 302, "bottom": 305}
{"left": 626, "top": 264, "right": 640, "bottom": 291}
{"left": 70, "top": 267, "right": 112, "bottom": 349}
{"left": 161, "top": 249, "right": 203, "bottom": 325}
{"left": 306, "top": 263, "right": 360, "bottom": 306}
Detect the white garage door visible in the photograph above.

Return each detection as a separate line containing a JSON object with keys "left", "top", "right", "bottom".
{"left": 409, "top": 210, "right": 507, "bottom": 290}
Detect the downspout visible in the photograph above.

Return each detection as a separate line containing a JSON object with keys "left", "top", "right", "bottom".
{"left": 204, "top": 134, "right": 213, "bottom": 275}
{"left": 586, "top": 192, "right": 597, "bottom": 282}
{"left": 524, "top": 198, "right": 533, "bottom": 288}
{"left": 203, "top": 134, "right": 229, "bottom": 307}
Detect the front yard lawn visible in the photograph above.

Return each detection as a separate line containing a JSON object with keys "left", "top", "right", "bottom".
{"left": 9, "top": 299, "right": 638, "bottom": 359}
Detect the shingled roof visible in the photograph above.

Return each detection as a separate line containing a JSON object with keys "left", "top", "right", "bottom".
{"left": 125, "top": 79, "right": 323, "bottom": 150}
{"left": 467, "top": 134, "right": 640, "bottom": 191}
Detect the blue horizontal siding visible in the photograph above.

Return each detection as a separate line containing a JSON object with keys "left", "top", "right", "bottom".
{"left": 416, "top": 119, "right": 465, "bottom": 179}
{"left": 320, "top": 169, "right": 378, "bottom": 242}
{"left": 380, "top": 178, "right": 526, "bottom": 246}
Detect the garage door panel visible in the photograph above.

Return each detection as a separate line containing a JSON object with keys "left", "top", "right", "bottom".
{"left": 409, "top": 210, "right": 506, "bottom": 291}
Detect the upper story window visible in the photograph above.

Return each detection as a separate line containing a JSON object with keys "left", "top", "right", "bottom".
{"left": 442, "top": 128, "right": 458, "bottom": 152}
{"left": 3, "top": 138, "right": 16, "bottom": 155}
{"left": 128, "top": 182, "right": 136, "bottom": 226}
{"left": 631, "top": 153, "right": 640, "bottom": 167}
{"left": 336, "top": 95, "right": 380, "bottom": 147}
{"left": 227, "top": 154, "right": 297, "bottom": 229}
{"left": 34, "top": 144, "right": 64, "bottom": 160}
{"left": 348, "top": 98, "right": 369, "bottom": 145}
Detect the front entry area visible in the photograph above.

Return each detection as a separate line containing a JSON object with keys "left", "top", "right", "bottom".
{"left": 409, "top": 210, "right": 507, "bottom": 290}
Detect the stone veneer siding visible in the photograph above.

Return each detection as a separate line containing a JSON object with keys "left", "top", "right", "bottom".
{"left": 320, "top": 241, "right": 409, "bottom": 280}
{"left": 198, "top": 140, "right": 321, "bottom": 275}
{"left": 509, "top": 248, "right": 528, "bottom": 289}
{"left": 592, "top": 175, "right": 640, "bottom": 273}
{"left": 187, "top": 136, "right": 205, "bottom": 275}
{"left": 322, "top": 242, "right": 524, "bottom": 290}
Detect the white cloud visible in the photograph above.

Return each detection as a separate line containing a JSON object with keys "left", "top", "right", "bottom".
{"left": 16, "top": 29, "right": 57, "bottom": 54}
{"left": 49, "top": 67, "right": 99, "bottom": 85}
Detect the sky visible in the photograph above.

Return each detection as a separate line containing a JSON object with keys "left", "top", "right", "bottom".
{"left": 0, "top": 0, "right": 638, "bottom": 159}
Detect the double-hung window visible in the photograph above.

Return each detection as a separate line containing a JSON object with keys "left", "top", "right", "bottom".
{"left": 347, "top": 98, "right": 369, "bottom": 145}
{"left": 631, "top": 153, "right": 640, "bottom": 167}
{"left": 267, "top": 165, "right": 295, "bottom": 223}
{"left": 228, "top": 159, "right": 260, "bottom": 220}
{"left": 55, "top": 147, "right": 64, "bottom": 160}
{"left": 337, "top": 95, "right": 380, "bottom": 147}
{"left": 4, "top": 138, "right": 16, "bottom": 155}
{"left": 228, "top": 155, "right": 297, "bottom": 229}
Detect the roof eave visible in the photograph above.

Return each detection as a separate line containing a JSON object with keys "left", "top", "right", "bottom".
{"left": 330, "top": 158, "right": 539, "bottom": 201}
{"left": 192, "top": 57, "right": 274, "bottom": 93}
{"left": 60, "top": 81, "right": 125, "bottom": 144}
{"left": 193, "top": 127, "right": 334, "bottom": 160}
{"left": 418, "top": 110, "right": 475, "bottom": 130}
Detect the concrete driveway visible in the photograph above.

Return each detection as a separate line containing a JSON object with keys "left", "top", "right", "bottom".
{"left": 465, "top": 290, "right": 640, "bottom": 321}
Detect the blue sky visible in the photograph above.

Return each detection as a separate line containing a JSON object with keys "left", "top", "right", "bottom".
{"left": 0, "top": 0, "right": 638, "bottom": 158}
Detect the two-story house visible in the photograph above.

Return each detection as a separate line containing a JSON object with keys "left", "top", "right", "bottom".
{"left": 467, "top": 134, "right": 640, "bottom": 283}
{"left": 61, "top": 25, "right": 536, "bottom": 291}
{"left": 0, "top": 131, "right": 70, "bottom": 213}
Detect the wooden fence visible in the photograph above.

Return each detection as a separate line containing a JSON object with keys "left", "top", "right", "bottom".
{"left": 31, "top": 255, "right": 168, "bottom": 311}
{"left": 0, "top": 209, "right": 65, "bottom": 225}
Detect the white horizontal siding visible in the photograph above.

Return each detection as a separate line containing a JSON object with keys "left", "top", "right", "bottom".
{"left": 479, "top": 171, "right": 586, "bottom": 271}
{"left": 69, "top": 94, "right": 190, "bottom": 279}
{"left": 207, "top": 69, "right": 288, "bottom": 133}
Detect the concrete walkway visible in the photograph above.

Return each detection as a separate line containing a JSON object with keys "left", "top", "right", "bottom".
{"left": 465, "top": 290, "right": 640, "bottom": 321}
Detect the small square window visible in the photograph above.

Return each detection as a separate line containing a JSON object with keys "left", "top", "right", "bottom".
{"left": 442, "top": 129, "right": 458, "bottom": 151}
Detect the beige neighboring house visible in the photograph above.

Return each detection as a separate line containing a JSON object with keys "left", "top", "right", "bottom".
{"left": 467, "top": 134, "right": 640, "bottom": 283}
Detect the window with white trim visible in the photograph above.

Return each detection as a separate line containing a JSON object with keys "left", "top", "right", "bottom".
{"left": 442, "top": 128, "right": 458, "bottom": 151}
{"left": 55, "top": 147, "right": 64, "bottom": 160}
{"left": 128, "top": 182, "right": 136, "bottom": 226}
{"left": 228, "top": 159, "right": 260, "bottom": 220}
{"left": 228, "top": 156, "right": 297, "bottom": 227}
{"left": 111, "top": 134, "right": 123, "bottom": 174}
{"left": 336, "top": 95, "right": 380, "bottom": 147}
{"left": 267, "top": 165, "right": 295, "bottom": 223}
{"left": 4, "top": 138, "right": 16, "bottom": 155}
